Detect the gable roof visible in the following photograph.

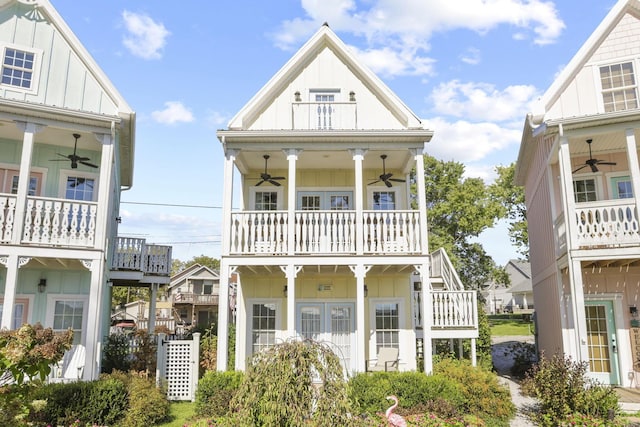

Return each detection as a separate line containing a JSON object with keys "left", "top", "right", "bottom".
{"left": 0, "top": 0, "right": 135, "bottom": 186}
{"left": 541, "top": 0, "right": 640, "bottom": 115}
{"left": 226, "top": 24, "right": 423, "bottom": 131}
{"left": 168, "top": 264, "right": 219, "bottom": 291}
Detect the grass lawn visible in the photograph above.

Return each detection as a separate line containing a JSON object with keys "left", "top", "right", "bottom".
{"left": 490, "top": 318, "right": 534, "bottom": 336}
{"left": 156, "top": 401, "right": 206, "bottom": 427}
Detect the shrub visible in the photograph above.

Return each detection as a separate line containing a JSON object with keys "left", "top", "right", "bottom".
{"left": 130, "top": 329, "right": 157, "bottom": 373}
{"left": 503, "top": 341, "right": 536, "bottom": 378}
{"left": 101, "top": 333, "right": 132, "bottom": 373}
{"left": 521, "top": 352, "right": 621, "bottom": 427}
{"left": 229, "top": 339, "right": 353, "bottom": 427}
{"left": 195, "top": 370, "right": 243, "bottom": 417}
{"left": 433, "top": 357, "right": 515, "bottom": 426}
{"left": 200, "top": 326, "right": 217, "bottom": 372}
{"left": 120, "top": 374, "right": 170, "bottom": 427}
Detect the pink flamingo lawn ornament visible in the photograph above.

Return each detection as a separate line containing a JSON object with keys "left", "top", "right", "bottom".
{"left": 385, "top": 395, "right": 407, "bottom": 427}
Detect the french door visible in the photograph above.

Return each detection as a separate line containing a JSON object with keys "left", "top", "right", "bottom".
{"left": 585, "top": 300, "right": 619, "bottom": 384}
{"left": 297, "top": 302, "right": 355, "bottom": 372}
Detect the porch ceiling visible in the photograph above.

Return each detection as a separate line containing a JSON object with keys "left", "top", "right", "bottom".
{"left": 18, "top": 257, "right": 90, "bottom": 271}
{"left": 581, "top": 257, "right": 640, "bottom": 270}
{"left": 236, "top": 263, "right": 418, "bottom": 276}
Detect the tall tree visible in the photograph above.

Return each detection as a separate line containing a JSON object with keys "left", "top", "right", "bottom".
{"left": 489, "top": 163, "right": 528, "bottom": 259}
{"left": 421, "top": 155, "right": 508, "bottom": 289}
{"left": 171, "top": 255, "right": 220, "bottom": 275}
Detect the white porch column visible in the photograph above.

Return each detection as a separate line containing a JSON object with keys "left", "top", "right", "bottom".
{"left": 350, "top": 263, "right": 369, "bottom": 372}
{"left": 351, "top": 149, "right": 366, "bottom": 255}
{"left": 93, "top": 132, "right": 115, "bottom": 250}
{"left": 286, "top": 150, "right": 301, "bottom": 255}
{"left": 148, "top": 283, "right": 158, "bottom": 334}
{"left": 418, "top": 260, "right": 433, "bottom": 373}
{"left": 413, "top": 149, "right": 429, "bottom": 255}
{"left": 624, "top": 128, "right": 640, "bottom": 220}
{"left": 11, "top": 122, "right": 44, "bottom": 245}
{"left": 283, "top": 264, "right": 301, "bottom": 338}
{"left": 0, "top": 254, "right": 19, "bottom": 329}
{"left": 84, "top": 258, "right": 105, "bottom": 379}
{"left": 568, "top": 258, "right": 588, "bottom": 363}
{"left": 221, "top": 150, "right": 237, "bottom": 256}
{"left": 216, "top": 260, "right": 231, "bottom": 371}
{"left": 558, "top": 135, "right": 582, "bottom": 355}
{"left": 234, "top": 272, "right": 246, "bottom": 370}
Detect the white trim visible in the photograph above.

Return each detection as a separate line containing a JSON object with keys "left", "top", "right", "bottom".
{"left": 58, "top": 169, "right": 99, "bottom": 201}
{"left": 46, "top": 294, "right": 90, "bottom": 345}
{"left": 591, "top": 58, "right": 640, "bottom": 114}
{"left": 605, "top": 171, "right": 632, "bottom": 199}
{"left": 0, "top": 43, "right": 43, "bottom": 95}
{"left": 367, "top": 298, "right": 405, "bottom": 361}
{"left": 248, "top": 186, "right": 284, "bottom": 210}
{"left": 583, "top": 294, "right": 624, "bottom": 385}
{"left": 245, "top": 298, "right": 282, "bottom": 357}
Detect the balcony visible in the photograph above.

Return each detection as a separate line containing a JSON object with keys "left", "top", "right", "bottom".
{"left": 412, "top": 290, "right": 478, "bottom": 338}
{"left": 228, "top": 210, "right": 423, "bottom": 255}
{"left": 291, "top": 102, "right": 357, "bottom": 130}
{"left": 173, "top": 293, "right": 219, "bottom": 305}
{"left": 555, "top": 199, "right": 640, "bottom": 253}
{"left": 110, "top": 237, "right": 172, "bottom": 283}
{"left": 0, "top": 194, "right": 97, "bottom": 247}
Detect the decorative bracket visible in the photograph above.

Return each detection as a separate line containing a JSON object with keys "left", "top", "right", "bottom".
{"left": 18, "top": 257, "right": 31, "bottom": 268}
{"left": 80, "top": 260, "right": 93, "bottom": 270}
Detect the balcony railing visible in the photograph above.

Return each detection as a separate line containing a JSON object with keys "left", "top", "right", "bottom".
{"left": 291, "top": 102, "right": 357, "bottom": 130}
{"left": 111, "top": 237, "right": 172, "bottom": 275}
{"left": 555, "top": 199, "right": 640, "bottom": 252}
{"left": 173, "top": 293, "right": 219, "bottom": 305}
{"left": 412, "top": 290, "right": 477, "bottom": 330}
{"left": 0, "top": 194, "right": 98, "bottom": 247}
{"left": 228, "top": 210, "right": 422, "bottom": 255}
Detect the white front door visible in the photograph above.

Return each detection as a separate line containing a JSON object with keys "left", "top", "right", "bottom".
{"left": 297, "top": 302, "right": 355, "bottom": 373}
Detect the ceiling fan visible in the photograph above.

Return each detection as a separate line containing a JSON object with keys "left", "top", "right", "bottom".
{"left": 369, "top": 154, "right": 405, "bottom": 188}
{"left": 51, "top": 133, "right": 98, "bottom": 169}
{"left": 256, "top": 155, "right": 285, "bottom": 186}
{"left": 572, "top": 139, "right": 616, "bottom": 173}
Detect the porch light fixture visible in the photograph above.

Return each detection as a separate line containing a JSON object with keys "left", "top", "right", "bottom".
{"left": 294, "top": 91, "right": 301, "bottom": 102}
{"left": 38, "top": 278, "right": 46, "bottom": 293}
{"left": 349, "top": 91, "right": 355, "bottom": 102}
{"left": 283, "top": 285, "right": 288, "bottom": 295}
{"left": 364, "top": 285, "right": 368, "bottom": 297}
{"left": 631, "top": 306, "right": 638, "bottom": 316}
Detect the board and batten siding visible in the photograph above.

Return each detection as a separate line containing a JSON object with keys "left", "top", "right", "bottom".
{"left": 0, "top": 3, "right": 119, "bottom": 115}
{"left": 247, "top": 48, "right": 408, "bottom": 131}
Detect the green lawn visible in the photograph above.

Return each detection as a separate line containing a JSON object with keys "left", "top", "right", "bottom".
{"left": 490, "top": 319, "right": 534, "bottom": 336}
{"left": 156, "top": 402, "right": 205, "bottom": 427}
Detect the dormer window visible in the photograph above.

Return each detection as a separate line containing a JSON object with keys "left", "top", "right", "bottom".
{"left": 2, "top": 47, "right": 34, "bottom": 89}
{"left": 600, "top": 62, "right": 638, "bottom": 112}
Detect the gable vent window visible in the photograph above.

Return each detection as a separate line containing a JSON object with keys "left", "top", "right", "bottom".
{"left": 600, "top": 62, "right": 638, "bottom": 112}
{"left": 2, "top": 48, "right": 35, "bottom": 89}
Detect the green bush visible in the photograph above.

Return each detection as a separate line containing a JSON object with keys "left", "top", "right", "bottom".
{"left": 120, "top": 374, "right": 170, "bottom": 427}
{"left": 28, "top": 381, "right": 94, "bottom": 426}
{"left": 521, "top": 353, "right": 621, "bottom": 427}
{"left": 433, "top": 357, "right": 515, "bottom": 426}
{"left": 101, "top": 333, "right": 132, "bottom": 373}
{"left": 195, "top": 370, "right": 243, "bottom": 417}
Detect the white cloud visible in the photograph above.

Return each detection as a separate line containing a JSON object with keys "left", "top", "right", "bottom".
{"left": 422, "top": 117, "right": 521, "bottom": 163}
{"left": 272, "top": 0, "right": 565, "bottom": 76}
{"left": 151, "top": 101, "right": 194, "bottom": 125}
{"left": 122, "top": 11, "right": 170, "bottom": 60}
{"left": 349, "top": 45, "right": 435, "bottom": 78}
{"left": 205, "top": 110, "right": 230, "bottom": 128}
{"left": 429, "top": 80, "right": 539, "bottom": 122}
{"left": 460, "top": 47, "right": 481, "bottom": 65}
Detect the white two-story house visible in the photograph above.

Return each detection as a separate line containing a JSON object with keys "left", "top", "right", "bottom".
{"left": 0, "top": 0, "right": 170, "bottom": 380}
{"left": 517, "top": 0, "right": 640, "bottom": 385}
{"left": 215, "top": 24, "right": 478, "bottom": 374}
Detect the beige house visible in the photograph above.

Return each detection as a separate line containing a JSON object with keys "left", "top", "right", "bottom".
{"left": 215, "top": 24, "right": 479, "bottom": 374}
{"left": 517, "top": 0, "right": 640, "bottom": 385}
{"left": 167, "top": 264, "right": 220, "bottom": 330}
{"left": 483, "top": 259, "right": 532, "bottom": 314}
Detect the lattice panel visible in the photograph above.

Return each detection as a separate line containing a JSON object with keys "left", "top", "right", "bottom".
{"left": 165, "top": 341, "right": 193, "bottom": 400}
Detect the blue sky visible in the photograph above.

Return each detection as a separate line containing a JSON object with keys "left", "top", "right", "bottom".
{"left": 49, "top": 0, "right": 618, "bottom": 265}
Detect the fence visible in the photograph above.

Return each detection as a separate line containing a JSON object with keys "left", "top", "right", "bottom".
{"left": 156, "top": 333, "right": 200, "bottom": 401}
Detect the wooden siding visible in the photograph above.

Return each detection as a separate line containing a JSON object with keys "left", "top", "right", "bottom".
{"left": 534, "top": 271, "right": 564, "bottom": 356}
{"left": 247, "top": 48, "right": 408, "bottom": 131}
{"left": 0, "top": 3, "right": 118, "bottom": 115}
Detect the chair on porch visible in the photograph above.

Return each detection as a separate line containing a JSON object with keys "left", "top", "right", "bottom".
{"left": 366, "top": 347, "right": 399, "bottom": 372}
{"left": 49, "top": 344, "right": 85, "bottom": 383}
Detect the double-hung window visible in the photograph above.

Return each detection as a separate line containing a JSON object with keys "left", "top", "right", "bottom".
{"left": 374, "top": 302, "right": 400, "bottom": 352}
{"left": 50, "top": 298, "right": 86, "bottom": 345}
{"left": 573, "top": 178, "right": 597, "bottom": 202}
{"left": 600, "top": 62, "right": 639, "bottom": 112}
{"left": 251, "top": 302, "right": 277, "bottom": 354}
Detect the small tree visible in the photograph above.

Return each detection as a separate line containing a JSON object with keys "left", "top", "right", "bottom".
{"left": 229, "top": 340, "right": 353, "bottom": 426}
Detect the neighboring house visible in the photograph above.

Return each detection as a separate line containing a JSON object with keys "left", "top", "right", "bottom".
{"left": 215, "top": 24, "right": 478, "bottom": 374}
{"left": 0, "top": 0, "right": 171, "bottom": 380}
{"left": 516, "top": 0, "right": 640, "bottom": 385}
{"left": 110, "top": 298, "right": 174, "bottom": 333}
{"left": 167, "top": 263, "right": 220, "bottom": 330}
{"left": 482, "top": 260, "right": 533, "bottom": 314}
